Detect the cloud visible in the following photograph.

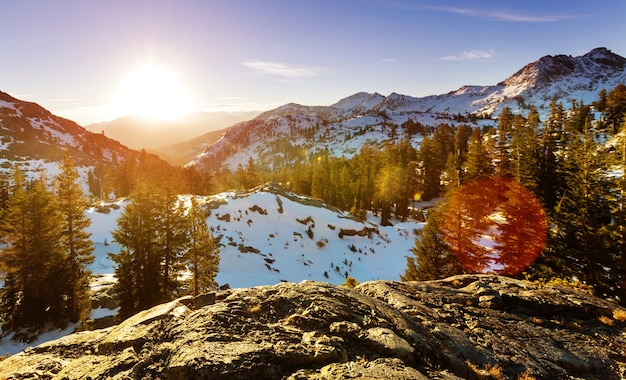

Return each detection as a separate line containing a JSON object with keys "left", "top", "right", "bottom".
{"left": 441, "top": 49, "right": 496, "bottom": 61}
{"left": 381, "top": 58, "right": 396, "bottom": 63}
{"left": 242, "top": 60, "right": 321, "bottom": 78}
{"left": 428, "top": 6, "right": 576, "bottom": 23}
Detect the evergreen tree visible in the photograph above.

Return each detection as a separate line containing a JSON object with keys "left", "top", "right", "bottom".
{"left": 0, "top": 169, "right": 66, "bottom": 329}
{"left": 110, "top": 183, "right": 163, "bottom": 318}
{"left": 186, "top": 197, "right": 220, "bottom": 296}
{"left": 157, "top": 187, "right": 188, "bottom": 299}
{"left": 606, "top": 83, "right": 626, "bottom": 133}
{"left": 401, "top": 203, "right": 463, "bottom": 281}
{"left": 418, "top": 136, "right": 442, "bottom": 200}
{"left": 544, "top": 120, "right": 615, "bottom": 296}
{"left": 538, "top": 101, "right": 564, "bottom": 210}
{"left": 442, "top": 153, "right": 460, "bottom": 194}
{"left": 510, "top": 111, "right": 542, "bottom": 195}
{"left": 54, "top": 153, "right": 95, "bottom": 322}
{"left": 496, "top": 107, "right": 513, "bottom": 177}
{"left": 610, "top": 135, "right": 626, "bottom": 304}
{"left": 464, "top": 129, "right": 494, "bottom": 180}
{"left": 235, "top": 163, "right": 246, "bottom": 189}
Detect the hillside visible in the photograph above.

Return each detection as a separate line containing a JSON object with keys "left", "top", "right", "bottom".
{"left": 85, "top": 183, "right": 419, "bottom": 289}
{"left": 188, "top": 47, "right": 626, "bottom": 172}
{"left": 0, "top": 91, "right": 165, "bottom": 184}
{"left": 86, "top": 111, "right": 259, "bottom": 151}
{"left": 1, "top": 275, "right": 624, "bottom": 379}
{"left": 148, "top": 125, "right": 235, "bottom": 166}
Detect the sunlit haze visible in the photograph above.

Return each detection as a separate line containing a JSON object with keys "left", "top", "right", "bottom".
{"left": 114, "top": 66, "right": 190, "bottom": 121}
{"left": 1, "top": 0, "right": 625, "bottom": 125}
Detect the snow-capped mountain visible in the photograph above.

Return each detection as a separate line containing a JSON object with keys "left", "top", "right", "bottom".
{"left": 188, "top": 47, "right": 626, "bottom": 172}
{"left": 0, "top": 91, "right": 165, "bottom": 183}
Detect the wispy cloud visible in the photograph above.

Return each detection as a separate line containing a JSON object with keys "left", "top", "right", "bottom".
{"left": 428, "top": 6, "right": 577, "bottom": 23}
{"left": 242, "top": 60, "right": 321, "bottom": 79}
{"left": 381, "top": 57, "right": 396, "bottom": 63}
{"left": 441, "top": 49, "right": 496, "bottom": 61}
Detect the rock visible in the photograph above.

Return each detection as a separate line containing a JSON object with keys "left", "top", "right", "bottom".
{"left": 0, "top": 275, "right": 624, "bottom": 379}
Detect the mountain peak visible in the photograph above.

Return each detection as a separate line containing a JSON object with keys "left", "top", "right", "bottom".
{"left": 501, "top": 47, "right": 625, "bottom": 87}
{"left": 331, "top": 92, "right": 385, "bottom": 113}
{"left": 582, "top": 47, "right": 626, "bottom": 68}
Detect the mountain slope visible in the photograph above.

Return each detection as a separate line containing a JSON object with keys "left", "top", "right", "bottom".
{"left": 86, "top": 111, "right": 260, "bottom": 151}
{"left": 188, "top": 47, "right": 626, "bottom": 172}
{"left": 148, "top": 125, "right": 235, "bottom": 166}
{"left": 86, "top": 183, "right": 419, "bottom": 289}
{"left": 0, "top": 91, "right": 133, "bottom": 168}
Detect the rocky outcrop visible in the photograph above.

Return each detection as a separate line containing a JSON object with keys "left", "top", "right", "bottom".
{"left": 0, "top": 275, "right": 625, "bottom": 379}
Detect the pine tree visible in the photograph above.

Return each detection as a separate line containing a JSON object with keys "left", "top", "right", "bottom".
{"left": 418, "top": 136, "right": 442, "bottom": 200}
{"left": 185, "top": 197, "right": 220, "bottom": 296}
{"left": 538, "top": 101, "right": 564, "bottom": 210}
{"left": 510, "top": 109, "right": 542, "bottom": 195}
{"left": 110, "top": 182, "right": 163, "bottom": 318}
{"left": 55, "top": 153, "right": 95, "bottom": 322}
{"left": 496, "top": 107, "right": 513, "bottom": 177}
{"left": 546, "top": 120, "right": 614, "bottom": 296}
{"left": 0, "top": 169, "right": 66, "bottom": 329}
{"left": 606, "top": 83, "right": 626, "bottom": 133}
{"left": 464, "top": 129, "right": 494, "bottom": 181}
{"left": 0, "top": 167, "right": 30, "bottom": 328}
{"left": 401, "top": 203, "right": 463, "bottom": 281}
{"left": 157, "top": 187, "right": 188, "bottom": 299}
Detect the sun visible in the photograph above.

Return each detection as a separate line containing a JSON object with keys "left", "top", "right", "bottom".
{"left": 114, "top": 65, "right": 190, "bottom": 121}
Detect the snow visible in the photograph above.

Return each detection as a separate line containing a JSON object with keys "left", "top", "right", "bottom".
{"left": 0, "top": 184, "right": 424, "bottom": 356}
{"left": 189, "top": 49, "right": 626, "bottom": 172}
{"left": 90, "top": 307, "right": 119, "bottom": 319}
{"left": 0, "top": 322, "right": 80, "bottom": 356}
{"left": 0, "top": 99, "right": 16, "bottom": 110}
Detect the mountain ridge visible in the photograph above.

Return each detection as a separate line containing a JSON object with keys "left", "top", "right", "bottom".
{"left": 0, "top": 91, "right": 135, "bottom": 168}
{"left": 187, "top": 47, "right": 626, "bottom": 172}
{"left": 86, "top": 110, "right": 260, "bottom": 151}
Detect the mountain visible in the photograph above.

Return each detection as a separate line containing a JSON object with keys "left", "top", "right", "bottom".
{"left": 0, "top": 91, "right": 145, "bottom": 180}
{"left": 147, "top": 125, "right": 235, "bottom": 166}
{"left": 187, "top": 47, "right": 626, "bottom": 172}
{"left": 86, "top": 111, "right": 260, "bottom": 152}
{"left": 1, "top": 275, "right": 624, "bottom": 379}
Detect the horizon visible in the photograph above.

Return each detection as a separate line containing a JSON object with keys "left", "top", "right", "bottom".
{"left": 2, "top": 1, "right": 625, "bottom": 126}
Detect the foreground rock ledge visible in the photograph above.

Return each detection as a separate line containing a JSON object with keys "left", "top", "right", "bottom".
{"left": 1, "top": 275, "right": 625, "bottom": 379}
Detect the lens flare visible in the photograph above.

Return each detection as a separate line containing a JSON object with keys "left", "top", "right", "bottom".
{"left": 441, "top": 177, "right": 547, "bottom": 275}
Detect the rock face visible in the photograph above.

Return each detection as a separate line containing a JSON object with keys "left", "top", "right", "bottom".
{"left": 0, "top": 275, "right": 625, "bottom": 379}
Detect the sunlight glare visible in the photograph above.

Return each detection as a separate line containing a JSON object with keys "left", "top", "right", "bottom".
{"left": 114, "top": 65, "right": 190, "bottom": 121}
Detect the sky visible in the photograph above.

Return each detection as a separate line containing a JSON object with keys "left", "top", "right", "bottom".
{"left": 2, "top": 0, "right": 626, "bottom": 126}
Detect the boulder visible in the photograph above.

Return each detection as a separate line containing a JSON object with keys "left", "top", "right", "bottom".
{"left": 0, "top": 275, "right": 624, "bottom": 379}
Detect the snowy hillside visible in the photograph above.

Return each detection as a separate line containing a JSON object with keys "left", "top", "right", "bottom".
{"left": 0, "top": 183, "right": 421, "bottom": 355}
{"left": 0, "top": 91, "right": 152, "bottom": 185}
{"left": 85, "top": 183, "right": 420, "bottom": 289}
{"left": 188, "top": 47, "right": 626, "bottom": 172}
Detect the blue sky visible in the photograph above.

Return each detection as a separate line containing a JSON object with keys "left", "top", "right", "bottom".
{"left": 2, "top": 0, "right": 625, "bottom": 125}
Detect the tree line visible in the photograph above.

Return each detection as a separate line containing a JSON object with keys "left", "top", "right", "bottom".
{"left": 0, "top": 154, "right": 94, "bottom": 332}
{"left": 403, "top": 84, "right": 626, "bottom": 306}
{"left": 0, "top": 154, "right": 220, "bottom": 333}
{"left": 204, "top": 84, "right": 626, "bottom": 304}
{"left": 110, "top": 180, "right": 219, "bottom": 320}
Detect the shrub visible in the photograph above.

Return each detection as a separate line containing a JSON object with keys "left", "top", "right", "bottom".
{"left": 342, "top": 277, "right": 360, "bottom": 288}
